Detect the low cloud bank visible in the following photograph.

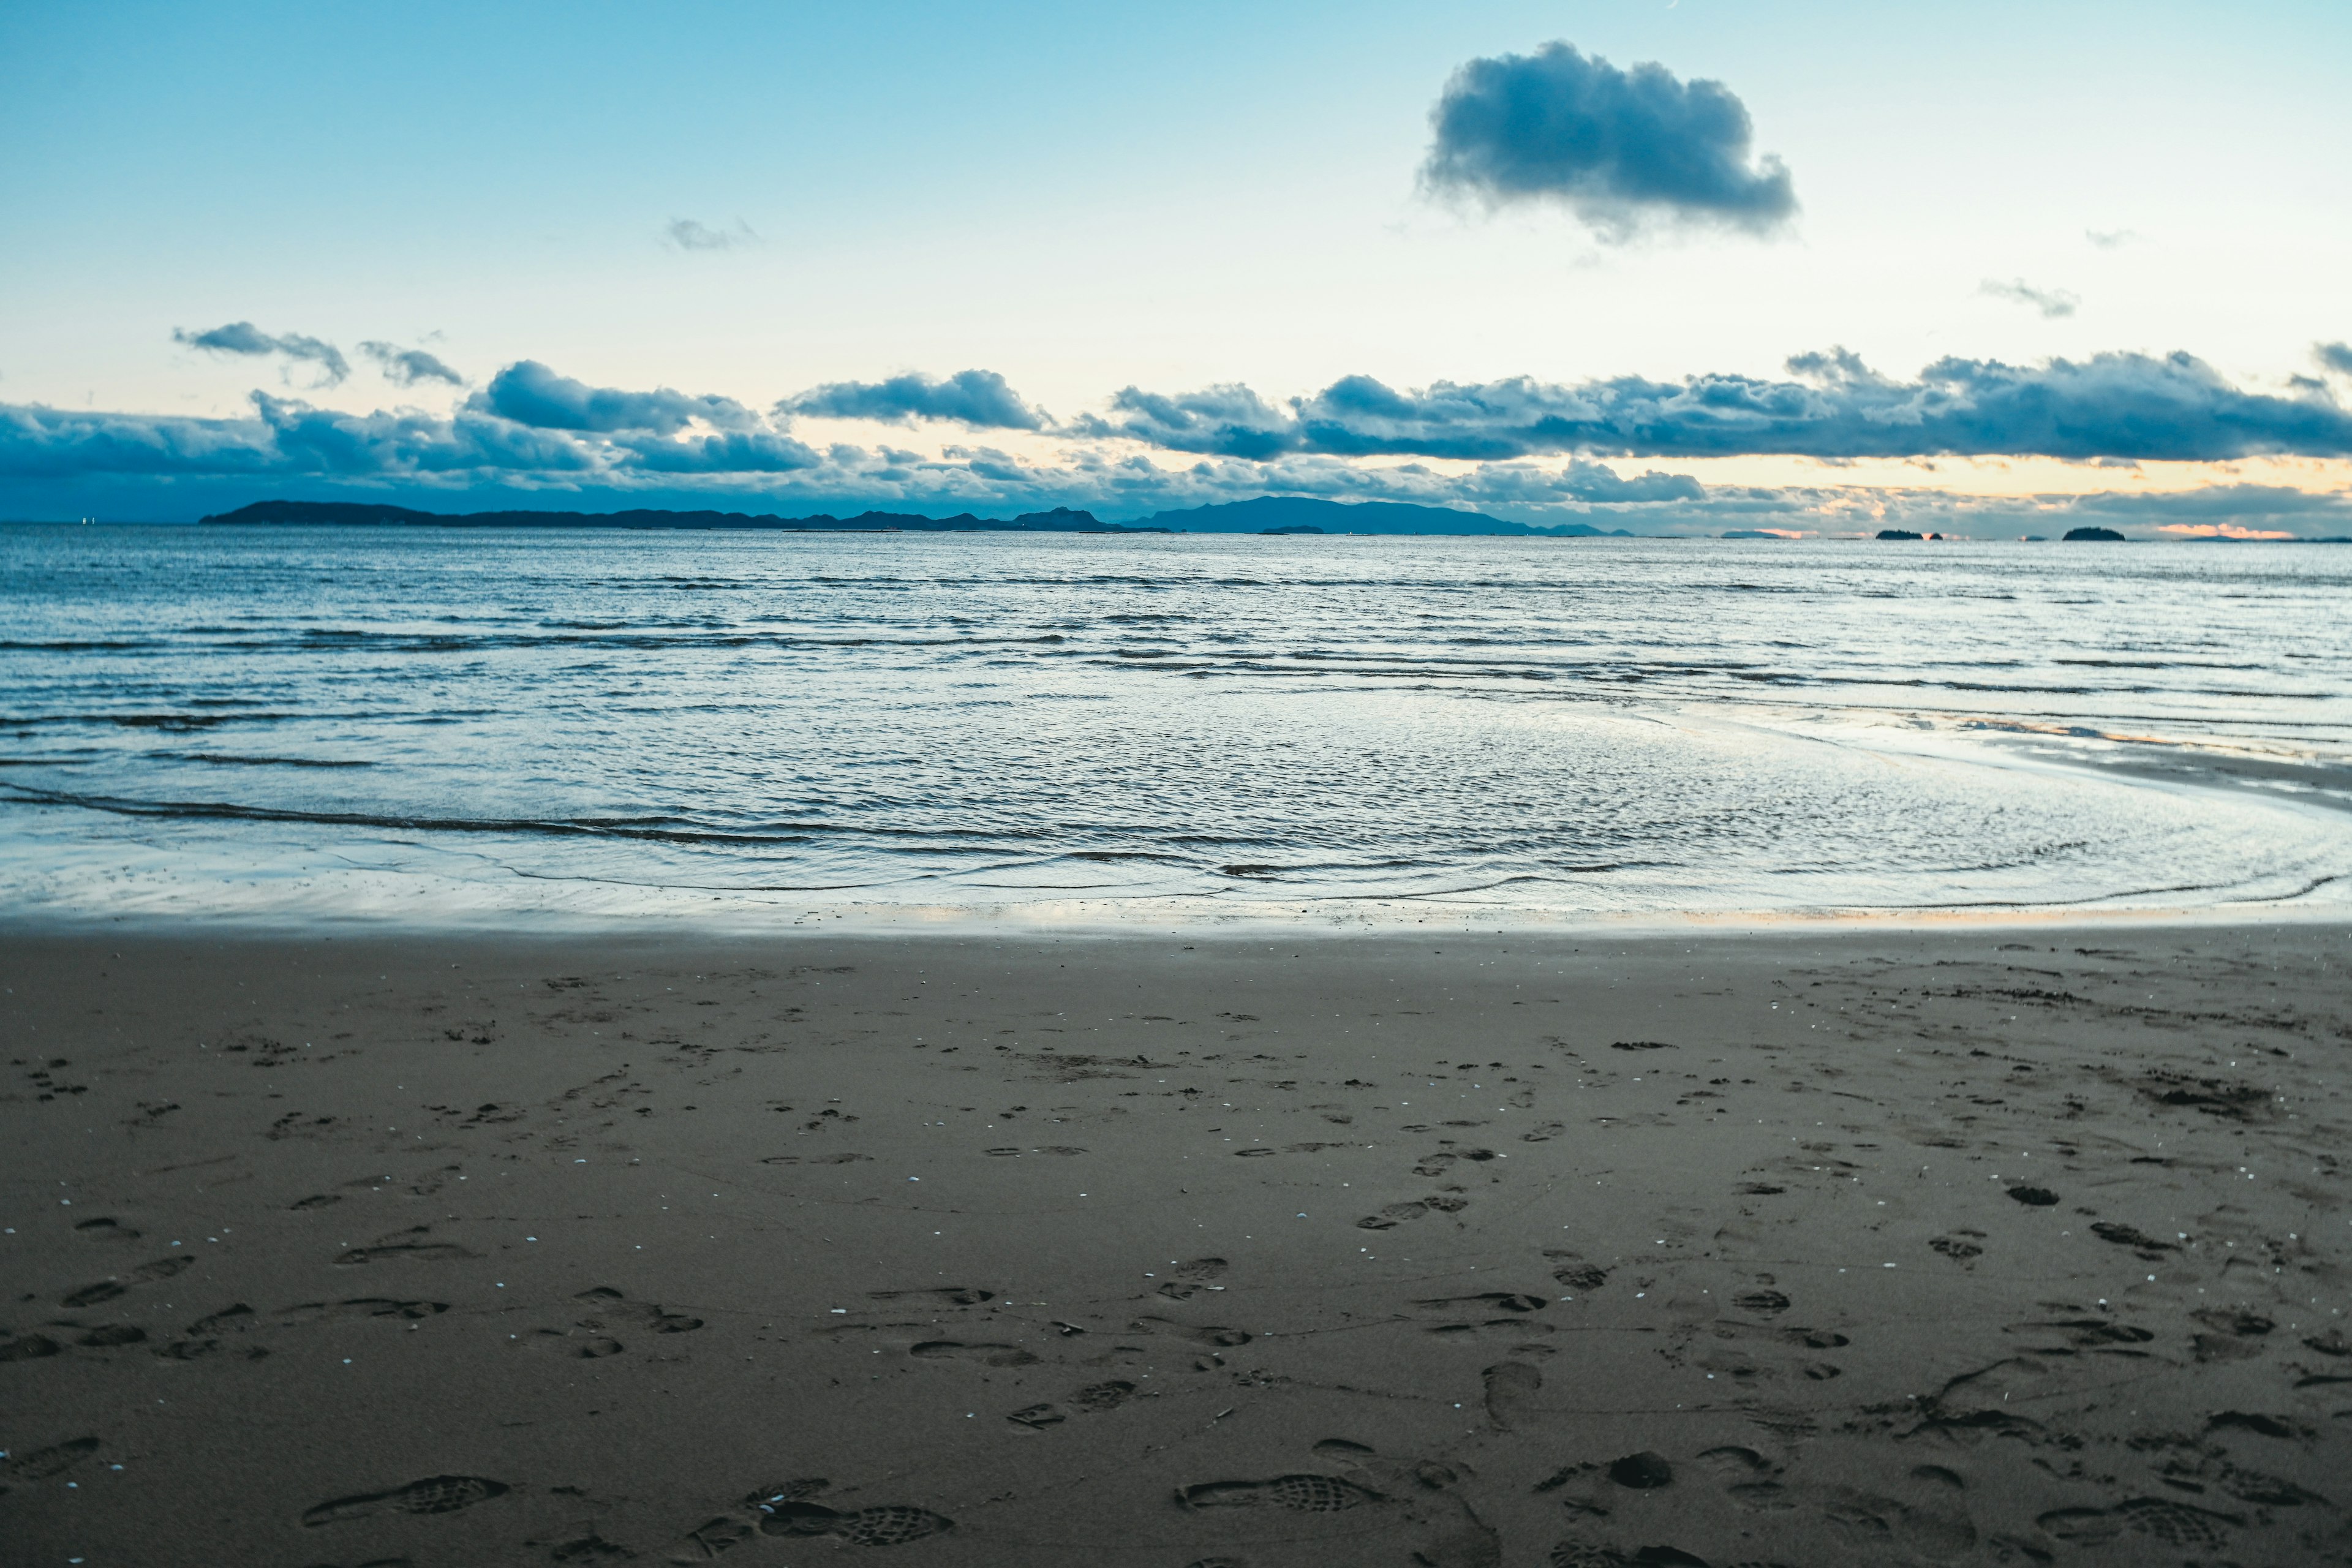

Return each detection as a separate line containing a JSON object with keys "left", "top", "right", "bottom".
{"left": 1080, "top": 349, "right": 2352, "bottom": 462}
{"left": 8, "top": 350, "right": 2350, "bottom": 535}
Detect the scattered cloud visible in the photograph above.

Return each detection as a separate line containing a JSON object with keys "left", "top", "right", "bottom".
{"left": 1080, "top": 349, "right": 2352, "bottom": 462}
{"left": 12, "top": 346, "right": 2352, "bottom": 536}
{"left": 665, "top": 217, "right": 758, "bottom": 252}
{"left": 470, "top": 360, "right": 759, "bottom": 434}
{"left": 172, "top": 322, "right": 350, "bottom": 386}
{"left": 2316, "top": 341, "right": 2352, "bottom": 377}
{"left": 1420, "top": 42, "right": 1795, "bottom": 240}
{"left": 784, "top": 369, "right": 1047, "bottom": 431}
{"left": 2084, "top": 228, "right": 2141, "bottom": 249}
{"left": 1980, "top": 278, "right": 2080, "bottom": 318}
{"left": 360, "top": 341, "right": 465, "bottom": 388}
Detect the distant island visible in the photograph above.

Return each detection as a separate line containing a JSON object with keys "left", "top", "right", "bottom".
{"left": 199, "top": 494, "right": 1635, "bottom": 537}
{"left": 2063, "top": 526, "right": 2126, "bottom": 541}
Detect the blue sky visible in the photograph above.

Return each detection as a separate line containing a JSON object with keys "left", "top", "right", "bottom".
{"left": 4, "top": 0, "right": 2350, "bottom": 533}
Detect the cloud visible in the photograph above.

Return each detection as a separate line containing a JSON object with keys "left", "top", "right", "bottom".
{"left": 172, "top": 321, "right": 350, "bottom": 386}
{"left": 614, "top": 429, "right": 820, "bottom": 473}
{"left": 360, "top": 341, "right": 465, "bottom": 387}
{"left": 1082, "top": 349, "right": 2352, "bottom": 462}
{"left": 1980, "top": 278, "right": 2080, "bottom": 318}
{"left": 2316, "top": 341, "right": 2352, "bottom": 377}
{"left": 783, "top": 369, "right": 1047, "bottom": 431}
{"left": 2085, "top": 228, "right": 2141, "bottom": 249}
{"left": 665, "top": 217, "right": 758, "bottom": 252}
{"left": 470, "top": 360, "right": 758, "bottom": 434}
{"left": 1420, "top": 42, "right": 1795, "bottom": 239}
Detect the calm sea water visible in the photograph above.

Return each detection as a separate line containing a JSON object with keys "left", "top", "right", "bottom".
{"left": 3, "top": 524, "right": 2348, "bottom": 927}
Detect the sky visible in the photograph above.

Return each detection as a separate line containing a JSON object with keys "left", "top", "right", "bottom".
{"left": 4, "top": 0, "right": 2351, "bottom": 535}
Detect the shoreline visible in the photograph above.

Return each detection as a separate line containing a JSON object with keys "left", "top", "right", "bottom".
{"left": 4, "top": 920, "right": 2346, "bottom": 1564}
{"left": 8, "top": 886, "right": 2352, "bottom": 943}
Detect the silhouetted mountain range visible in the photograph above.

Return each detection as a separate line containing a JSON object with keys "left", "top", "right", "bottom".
{"left": 199, "top": 500, "right": 1157, "bottom": 532}
{"left": 1139, "top": 496, "right": 1629, "bottom": 535}
{"left": 200, "top": 496, "right": 1633, "bottom": 535}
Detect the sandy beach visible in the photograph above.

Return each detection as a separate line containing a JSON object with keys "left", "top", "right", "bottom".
{"left": 3, "top": 921, "right": 2348, "bottom": 1567}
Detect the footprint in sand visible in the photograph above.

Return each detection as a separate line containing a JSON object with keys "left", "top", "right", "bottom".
{"left": 1179, "top": 1474, "right": 1384, "bottom": 1512}
{"left": 1417, "top": 1292, "right": 1547, "bottom": 1314}
{"left": 1697, "top": 1446, "right": 1793, "bottom": 1512}
{"left": 5, "top": 1437, "right": 100, "bottom": 1482}
{"left": 910, "top": 1339, "right": 1037, "bottom": 1366}
{"left": 1356, "top": 1193, "right": 1469, "bottom": 1229}
{"left": 1134, "top": 1316, "right": 1252, "bottom": 1348}
{"left": 1008, "top": 1378, "right": 1138, "bottom": 1429}
{"left": 1545, "top": 1253, "right": 1609, "bottom": 1292}
{"left": 334, "top": 1229, "right": 478, "bottom": 1266}
{"left": 663, "top": 1480, "right": 951, "bottom": 1555}
{"left": 573, "top": 1287, "right": 703, "bottom": 1334}
{"left": 1419, "top": 1292, "right": 1554, "bottom": 1342}
{"left": 760, "top": 1499, "right": 952, "bottom": 1546}
{"left": 1521, "top": 1121, "right": 1566, "bottom": 1142}
{"left": 1154, "top": 1257, "right": 1229, "bottom": 1300}
{"left": 513, "top": 1328, "right": 625, "bottom": 1358}
{"left": 869, "top": 1286, "right": 995, "bottom": 1306}
{"left": 302, "top": 1476, "right": 509, "bottom": 1526}
{"left": 75, "top": 1325, "right": 147, "bottom": 1347}
{"left": 1483, "top": 1360, "right": 1542, "bottom": 1429}
{"left": 280, "top": 1298, "right": 450, "bottom": 1326}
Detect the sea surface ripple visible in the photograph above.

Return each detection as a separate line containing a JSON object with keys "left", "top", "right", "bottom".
{"left": 3, "top": 524, "right": 2348, "bottom": 925}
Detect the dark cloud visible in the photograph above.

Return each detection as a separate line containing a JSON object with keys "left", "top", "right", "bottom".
{"left": 2316, "top": 341, "right": 2352, "bottom": 377}
{"left": 784, "top": 369, "right": 1047, "bottom": 431}
{"left": 1066, "top": 383, "right": 1292, "bottom": 459}
{"left": 616, "top": 429, "right": 820, "bottom": 473}
{"left": 665, "top": 217, "right": 758, "bottom": 251}
{"left": 172, "top": 321, "right": 350, "bottom": 386}
{"left": 1085, "top": 350, "right": 2352, "bottom": 462}
{"left": 1980, "top": 278, "right": 2079, "bottom": 319}
{"left": 472, "top": 360, "right": 758, "bottom": 435}
{"left": 360, "top": 341, "right": 465, "bottom": 387}
{"left": 1420, "top": 42, "right": 1795, "bottom": 238}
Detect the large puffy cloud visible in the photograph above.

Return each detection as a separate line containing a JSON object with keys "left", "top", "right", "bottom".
{"left": 1081, "top": 350, "right": 2352, "bottom": 462}
{"left": 172, "top": 321, "right": 350, "bottom": 386}
{"left": 471, "top": 360, "right": 760, "bottom": 435}
{"left": 1421, "top": 42, "right": 1795, "bottom": 238}
{"left": 783, "top": 369, "right": 1047, "bottom": 431}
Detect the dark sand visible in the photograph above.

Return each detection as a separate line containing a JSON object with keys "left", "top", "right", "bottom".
{"left": 3, "top": 923, "right": 2348, "bottom": 1567}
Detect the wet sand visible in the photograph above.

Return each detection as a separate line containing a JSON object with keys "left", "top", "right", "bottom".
{"left": 2, "top": 922, "right": 2348, "bottom": 1566}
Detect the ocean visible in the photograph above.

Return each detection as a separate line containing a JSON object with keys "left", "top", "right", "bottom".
{"left": 3, "top": 523, "right": 2348, "bottom": 927}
